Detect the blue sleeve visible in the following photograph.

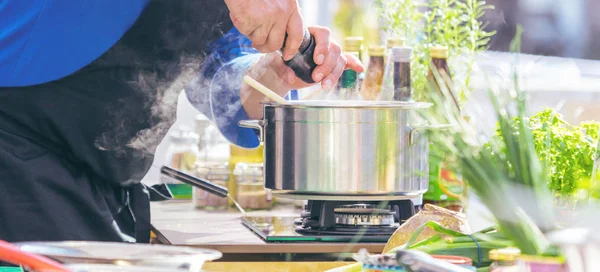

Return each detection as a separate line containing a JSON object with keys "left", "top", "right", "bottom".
{"left": 0, "top": 0, "right": 150, "bottom": 86}
{"left": 185, "top": 28, "right": 298, "bottom": 149}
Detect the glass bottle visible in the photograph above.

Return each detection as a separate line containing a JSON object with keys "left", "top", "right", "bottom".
{"left": 423, "top": 46, "right": 465, "bottom": 213}
{"left": 193, "top": 115, "right": 230, "bottom": 209}
{"left": 379, "top": 37, "right": 406, "bottom": 101}
{"left": 163, "top": 127, "right": 200, "bottom": 200}
{"left": 489, "top": 248, "right": 521, "bottom": 272}
{"left": 229, "top": 144, "right": 263, "bottom": 207}
{"left": 427, "top": 46, "right": 459, "bottom": 110}
{"left": 361, "top": 46, "right": 386, "bottom": 100}
{"left": 391, "top": 46, "right": 412, "bottom": 101}
{"left": 339, "top": 52, "right": 362, "bottom": 100}
{"left": 343, "top": 36, "right": 364, "bottom": 62}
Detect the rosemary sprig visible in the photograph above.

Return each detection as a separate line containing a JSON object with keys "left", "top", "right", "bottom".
{"left": 376, "top": 0, "right": 496, "bottom": 104}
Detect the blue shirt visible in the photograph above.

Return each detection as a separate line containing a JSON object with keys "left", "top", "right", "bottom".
{"left": 0, "top": 0, "right": 150, "bottom": 86}
{"left": 0, "top": 1, "right": 295, "bottom": 149}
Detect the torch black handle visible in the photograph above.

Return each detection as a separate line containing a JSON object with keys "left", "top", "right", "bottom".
{"left": 160, "top": 166, "right": 228, "bottom": 198}
{"left": 281, "top": 29, "right": 317, "bottom": 84}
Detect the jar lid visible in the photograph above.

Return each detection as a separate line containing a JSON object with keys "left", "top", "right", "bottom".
{"left": 344, "top": 36, "right": 364, "bottom": 51}
{"left": 196, "top": 162, "right": 230, "bottom": 179}
{"left": 368, "top": 46, "right": 386, "bottom": 57}
{"left": 387, "top": 37, "right": 406, "bottom": 49}
{"left": 391, "top": 46, "right": 412, "bottom": 62}
{"left": 489, "top": 247, "right": 521, "bottom": 261}
{"left": 430, "top": 45, "right": 449, "bottom": 59}
{"left": 234, "top": 163, "right": 263, "bottom": 182}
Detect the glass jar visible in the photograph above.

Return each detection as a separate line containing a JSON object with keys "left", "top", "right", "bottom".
{"left": 163, "top": 127, "right": 200, "bottom": 200}
{"left": 489, "top": 248, "right": 521, "bottom": 272}
{"left": 234, "top": 163, "right": 272, "bottom": 210}
{"left": 229, "top": 144, "right": 264, "bottom": 207}
{"left": 193, "top": 162, "right": 230, "bottom": 210}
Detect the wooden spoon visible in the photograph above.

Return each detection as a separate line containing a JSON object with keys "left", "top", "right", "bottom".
{"left": 243, "top": 76, "right": 291, "bottom": 105}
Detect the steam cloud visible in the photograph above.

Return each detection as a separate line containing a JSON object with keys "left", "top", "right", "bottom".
{"left": 92, "top": 0, "right": 242, "bottom": 160}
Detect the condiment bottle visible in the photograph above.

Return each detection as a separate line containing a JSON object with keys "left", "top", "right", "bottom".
{"left": 391, "top": 46, "right": 412, "bottom": 101}
{"left": 339, "top": 52, "right": 362, "bottom": 100}
{"left": 344, "top": 36, "right": 364, "bottom": 60}
{"left": 427, "top": 46, "right": 459, "bottom": 111}
{"left": 361, "top": 46, "right": 386, "bottom": 100}
{"left": 163, "top": 127, "right": 200, "bottom": 200}
{"left": 281, "top": 28, "right": 318, "bottom": 84}
{"left": 379, "top": 37, "right": 406, "bottom": 100}
{"left": 489, "top": 248, "right": 521, "bottom": 272}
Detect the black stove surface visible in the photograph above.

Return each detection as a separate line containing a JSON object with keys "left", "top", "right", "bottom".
{"left": 241, "top": 199, "right": 415, "bottom": 243}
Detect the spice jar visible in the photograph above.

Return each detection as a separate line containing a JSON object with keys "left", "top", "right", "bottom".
{"left": 489, "top": 248, "right": 521, "bottom": 272}
{"left": 193, "top": 162, "right": 230, "bottom": 210}
{"left": 234, "top": 163, "right": 272, "bottom": 210}
{"left": 163, "top": 127, "right": 200, "bottom": 200}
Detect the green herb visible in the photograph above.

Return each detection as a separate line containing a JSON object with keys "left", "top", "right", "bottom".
{"left": 386, "top": 221, "right": 513, "bottom": 268}
{"left": 421, "top": 26, "right": 558, "bottom": 256}
{"left": 376, "top": 0, "right": 496, "bottom": 103}
{"left": 490, "top": 108, "right": 600, "bottom": 199}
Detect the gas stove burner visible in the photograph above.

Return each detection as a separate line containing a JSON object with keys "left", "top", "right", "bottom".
{"left": 337, "top": 204, "right": 378, "bottom": 209}
{"left": 295, "top": 200, "right": 416, "bottom": 236}
{"left": 334, "top": 208, "right": 396, "bottom": 226}
{"left": 295, "top": 224, "right": 398, "bottom": 236}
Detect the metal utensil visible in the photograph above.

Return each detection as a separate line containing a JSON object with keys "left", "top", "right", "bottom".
{"left": 160, "top": 166, "right": 227, "bottom": 198}
{"left": 16, "top": 241, "right": 222, "bottom": 272}
{"left": 160, "top": 166, "right": 246, "bottom": 215}
{"left": 395, "top": 250, "right": 473, "bottom": 272}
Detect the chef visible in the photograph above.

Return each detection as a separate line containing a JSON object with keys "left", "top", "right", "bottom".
{"left": 0, "top": 0, "right": 364, "bottom": 244}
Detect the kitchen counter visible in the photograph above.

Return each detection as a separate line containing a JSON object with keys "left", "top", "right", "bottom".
{"left": 150, "top": 201, "right": 385, "bottom": 261}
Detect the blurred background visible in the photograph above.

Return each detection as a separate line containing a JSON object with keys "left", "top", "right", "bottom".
{"left": 143, "top": 0, "right": 600, "bottom": 184}
{"left": 302, "top": 0, "right": 598, "bottom": 60}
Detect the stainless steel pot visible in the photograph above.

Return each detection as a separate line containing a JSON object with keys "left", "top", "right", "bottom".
{"left": 239, "top": 100, "right": 449, "bottom": 200}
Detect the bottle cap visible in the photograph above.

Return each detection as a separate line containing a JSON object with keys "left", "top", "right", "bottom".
{"left": 489, "top": 248, "right": 521, "bottom": 262}
{"left": 391, "top": 46, "right": 412, "bottom": 62}
{"left": 344, "top": 37, "right": 364, "bottom": 52}
{"left": 387, "top": 37, "right": 406, "bottom": 49}
{"left": 430, "top": 45, "right": 449, "bottom": 59}
{"left": 368, "top": 46, "right": 386, "bottom": 57}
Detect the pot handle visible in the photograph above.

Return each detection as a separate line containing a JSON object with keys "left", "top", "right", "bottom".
{"left": 238, "top": 120, "right": 265, "bottom": 142}
{"left": 409, "top": 124, "right": 455, "bottom": 145}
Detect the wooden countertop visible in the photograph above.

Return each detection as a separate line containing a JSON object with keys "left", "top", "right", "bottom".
{"left": 150, "top": 201, "right": 385, "bottom": 255}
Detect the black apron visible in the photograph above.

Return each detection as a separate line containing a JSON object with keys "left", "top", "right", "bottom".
{"left": 0, "top": 0, "right": 232, "bottom": 243}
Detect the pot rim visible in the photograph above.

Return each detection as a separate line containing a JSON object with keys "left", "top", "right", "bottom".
{"left": 261, "top": 100, "right": 432, "bottom": 109}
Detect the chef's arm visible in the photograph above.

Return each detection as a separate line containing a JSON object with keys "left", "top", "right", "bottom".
{"left": 185, "top": 27, "right": 297, "bottom": 148}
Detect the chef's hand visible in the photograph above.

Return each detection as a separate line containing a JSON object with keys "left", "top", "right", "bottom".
{"left": 241, "top": 26, "right": 365, "bottom": 119}
{"left": 280, "top": 26, "right": 365, "bottom": 90}
{"left": 224, "top": 0, "right": 304, "bottom": 60}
